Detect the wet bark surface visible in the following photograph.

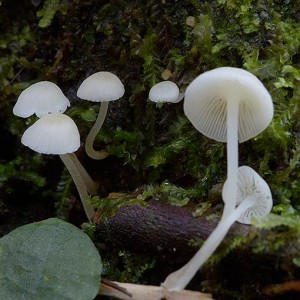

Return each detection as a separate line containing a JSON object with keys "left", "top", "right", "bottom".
{"left": 95, "top": 200, "right": 250, "bottom": 262}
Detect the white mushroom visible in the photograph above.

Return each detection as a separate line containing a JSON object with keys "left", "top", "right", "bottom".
{"left": 21, "top": 112, "right": 96, "bottom": 221}
{"left": 13, "top": 81, "right": 70, "bottom": 118}
{"left": 183, "top": 67, "right": 273, "bottom": 221}
{"left": 77, "top": 71, "right": 125, "bottom": 160}
{"left": 222, "top": 166, "right": 273, "bottom": 225}
{"left": 149, "top": 81, "right": 183, "bottom": 103}
{"left": 162, "top": 166, "right": 272, "bottom": 291}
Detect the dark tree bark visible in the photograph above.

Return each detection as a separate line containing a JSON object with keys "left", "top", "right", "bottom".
{"left": 94, "top": 200, "right": 251, "bottom": 262}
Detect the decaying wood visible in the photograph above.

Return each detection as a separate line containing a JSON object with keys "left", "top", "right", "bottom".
{"left": 94, "top": 199, "right": 300, "bottom": 299}
{"left": 99, "top": 279, "right": 214, "bottom": 300}
{"left": 94, "top": 199, "right": 251, "bottom": 262}
{"left": 263, "top": 280, "right": 300, "bottom": 297}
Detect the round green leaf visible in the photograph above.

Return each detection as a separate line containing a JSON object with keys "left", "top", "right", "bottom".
{"left": 0, "top": 218, "right": 102, "bottom": 300}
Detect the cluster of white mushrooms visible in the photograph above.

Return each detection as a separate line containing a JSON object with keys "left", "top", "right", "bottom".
{"left": 13, "top": 66, "right": 274, "bottom": 296}
{"left": 13, "top": 72, "right": 125, "bottom": 221}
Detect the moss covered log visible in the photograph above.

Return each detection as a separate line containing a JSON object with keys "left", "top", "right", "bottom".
{"left": 94, "top": 199, "right": 250, "bottom": 261}
{"left": 94, "top": 198, "right": 300, "bottom": 299}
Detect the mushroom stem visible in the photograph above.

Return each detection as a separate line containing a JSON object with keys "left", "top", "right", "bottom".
{"left": 162, "top": 196, "right": 254, "bottom": 292}
{"left": 222, "top": 100, "right": 239, "bottom": 221}
{"left": 59, "top": 153, "right": 95, "bottom": 221}
{"left": 67, "top": 153, "right": 98, "bottom": 195}
{"left": 85, "top": 102, "right": 110, "bottom": 160}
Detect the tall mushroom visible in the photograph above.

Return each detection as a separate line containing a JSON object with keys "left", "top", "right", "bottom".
{"left": 149, "top": 80, "right": 184, "bottom": 103}
{"left": 163, "top": 166, "right": 273, "bottom": 291}
{"left": 13, "top": 80, "right": 97, "bottom": 196}
{"left": 77, "top": 71, "right": 125, "bottom": 160}
{"left": 183, "top": 67, "right": 273, "bottom": 221}
{"left": 21, "top": 112, "right": 95, "bottom": 221}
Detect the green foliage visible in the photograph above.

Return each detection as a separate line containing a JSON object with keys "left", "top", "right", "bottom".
{"left": 136, "top": 180, "right": 203, "bottom": 207}
{"left": 102, "top": 249, "right": 156, "bottom": 283}
{"left": 249, "top": 214, "right": 300, "bottom": 267}
{"left": 144, "top": 136, "right": 189, "bottom": 168}
{"left": 0, "top": 218, "right": 102, "bottom": 300}
{"left": 116, "top": 250, "right": 156, "bottom": 283}
{"left": 90, "top": 179, "right": 208, "bottom": 220}
{"left": 97, "top": 127, "right": 145, "bottom": 171}
{"left": 254, "top": 213, "right": 300, "bottom": 231}
{"left": 0, "top": 156, "right": 46, "bottom": 188}
{"left": 37, "top": 0, "right": 68, "bottom": 28}
{"left": 203, "top": 0, "right": 300, "bottom": 212}
{"left": 207, "top": 235, "right": 248, "bottom": 267}
{"left": 136, "top": 25, "right": 161, "bottom": 87}
{"left": 89, "top": 193, "right": 147, "bottom": 220}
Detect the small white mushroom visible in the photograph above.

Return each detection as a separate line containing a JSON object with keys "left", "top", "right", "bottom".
{"left": 222, "top": 165, "right": 273, "bottom": 224}
{"left": 13, "top": 81, "right": 70, "bottom": 118}
{"left": 77, "top": 71, "right": 125, "bottom": 160}
{"left": 21, "top": 112, "right": 96, "bottom": 221}
{"left": 183, "top": 67, "right": 273, "bottom": 221}
{"left": 162, "top": 166, "right": 272, "bottom": 291}
{"left": 149, "top": 81, "right": 183, "bottom": 103}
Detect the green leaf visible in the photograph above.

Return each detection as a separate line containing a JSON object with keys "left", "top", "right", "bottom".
{"left": 0, "top": 218, "right": 102, "bottom": 300}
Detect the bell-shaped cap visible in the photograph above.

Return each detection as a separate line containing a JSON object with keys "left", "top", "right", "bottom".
{"left": 184, "top": 67, "right": 273, "bottom": 143}
{"left": 13, "top": 81, "right": 70, "bottom": 118}
{"left": 77, "top": 71, "right": 125, "bottom": 102}
{"left": 21, "top": 112, "right": 80, "bottom": 155}
{"left": 149, "top": 81, "right": 183, "bottom": 103}
{"left": 222, "top": 166, "right": 273, "bottom": 224}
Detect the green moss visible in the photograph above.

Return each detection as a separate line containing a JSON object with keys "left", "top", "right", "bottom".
{"left": 136, "top": 181, "right": 202, "bottom": 207}
{"left": 89, "top": 193, "right": 147, "bottom": 220}
{"left": 251, "top": 214, "right": 300, "bottom": 267}
{"left": 102, "top": 249, "right": 156, "bottom": 283}
{"left": 37, "top": 0, "right": 68, "bottom": 28}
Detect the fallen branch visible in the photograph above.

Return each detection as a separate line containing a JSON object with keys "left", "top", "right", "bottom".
{"left": 99, "top": 279, "right": 214, "bottom": 300}
{"left": 94, "top": 199, "right": 300, "bottom": 299}
{"left": 94, "top": 199, "right": 250, "bottom": 261}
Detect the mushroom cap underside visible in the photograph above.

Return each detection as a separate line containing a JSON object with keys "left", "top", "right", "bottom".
{"left": 222, "top": 165, "right": 273, "bottom": 224}
{"left": 184, "top": 67, "right": 274, "bottom": 143}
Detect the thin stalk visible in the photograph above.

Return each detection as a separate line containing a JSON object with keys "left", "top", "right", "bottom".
{"left": 85, "top": 102, "right": 110, "bottom": 160}
{"left": 59, "top": 153, "right": 95, "bottom": 221}
{"left": 221, "top": 100, "right": 239, "bottom": 221}
{"left": 162, "top": 197, "right": 254, "bottom": 292}
{"left": 68, "top": 152, "right": 98, "bottom": 195}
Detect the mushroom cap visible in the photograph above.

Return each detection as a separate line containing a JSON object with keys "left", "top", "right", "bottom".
{"left": 149, "top": 81, "right": 182, "bottom": 103}
{"left": 21, "top": 112, "right": 80, "bottom": 155}
{"left": 77, "top": 71, "right": 125, "bottom": 102}
{"left": 13, "top": 81, "right": 70, "bottom": 118}
{"left": 222, "top": 166, "right": 273, "bottom": 224}
{"left": 184, "top": 67, "right": 274, "bottom": 143}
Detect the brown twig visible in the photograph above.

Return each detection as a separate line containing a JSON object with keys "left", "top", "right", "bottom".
{"left": 263, "top": 280, "right": 300, "bottom": 297}
{"left": 99, "top": 280, "right": 214, "bottom": 300}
